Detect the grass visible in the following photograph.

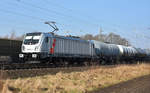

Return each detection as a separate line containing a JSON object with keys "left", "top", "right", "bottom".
{"left": 1, "top": 63, "right": 150, "bottom": 93}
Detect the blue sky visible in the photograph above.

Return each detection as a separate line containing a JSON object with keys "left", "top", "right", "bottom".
{"left": 0, "top": 0, "right": 150, "bottom": 48}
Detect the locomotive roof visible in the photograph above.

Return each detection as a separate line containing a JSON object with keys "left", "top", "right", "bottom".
{"left": 26, "top": 32, "right": 42, "bottom": 36}
{"left": 52, "top": 34, "right": 88, "bottom": 42}
{"left": 27, "top": 32, "right": 89, "bottom": 43}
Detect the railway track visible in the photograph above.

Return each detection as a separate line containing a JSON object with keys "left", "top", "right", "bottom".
{"left": 0, "top": 62, "right": 56, "bottom": 70}
{"left": 0, "top": 64, "right": 99, "bottom": 79}
{"left": 0, "top": 60, "right": 147, "bottom": 79}
{"left": 0, "top": 60, "right": 147, "bottom": 70}
{"left": 0, "top": 60, "right": 121, "bottom": 79}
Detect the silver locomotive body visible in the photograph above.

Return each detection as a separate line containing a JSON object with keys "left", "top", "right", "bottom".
{"left": 19, "top": 32, "right": 96, "bottom": 62}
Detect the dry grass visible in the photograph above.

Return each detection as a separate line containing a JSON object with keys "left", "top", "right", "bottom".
{"left": 1, "top": 63, "right": 150, "bottom": 93}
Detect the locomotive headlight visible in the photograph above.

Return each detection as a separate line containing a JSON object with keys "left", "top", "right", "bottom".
{"left": 19, "top": 54, "right": 24, "bottom": 58}
{"left": 32, "top": 54, "right": 37, "bottom": 58}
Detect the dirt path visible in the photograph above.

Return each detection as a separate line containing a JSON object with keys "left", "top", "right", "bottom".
{"left": 91, "top": 75, "right": 150, "bottom": 93}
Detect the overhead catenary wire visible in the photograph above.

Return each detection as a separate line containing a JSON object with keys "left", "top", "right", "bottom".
{"left": 43, "top": 0, "right": 73, "bottom": 12}
{"left": 15, "top": 0, "right": 136, "bottom": 36}
{"left": 0, "top": 0, "right": 145, "bottom": 38}
{"left": 42, "top": 0, "right": 125, "bottom": 31}
{"left": 0, "top": 7, "right": 144, "bottom": 41}
{"left": 1, "top": 0, "right": 99, "bottom": 35}
{"left": 0, "top": 7, "right": 73, "bottom": 35}
{"left": 41, "top": 0, "right": 146, "bottom": 39}
{"left": 0, "top": 11, "right": 44, "bottom": 32}
{"left": 5, "top": 0, "right": 150, "bottom": 37}
{"left": 14, "top": 0, "right": 99, "bottom": 27}
{"left": 3, "top": 0, "right": 135, "bottom": 35}
{"left": 0, "top": 0, "right": 149, "bottom": 48}
{"left": 0, "top": 2, "right": 68, "bottom": 29}
{"left": 0, "top": 8, "right": 45, "bottom": 22}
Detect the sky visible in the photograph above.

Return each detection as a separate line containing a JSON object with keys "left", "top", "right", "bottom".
{"left": 0, "top": 0, "right": 150, "bottom": 48}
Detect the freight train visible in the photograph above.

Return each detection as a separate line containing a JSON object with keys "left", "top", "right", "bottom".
{"left": 19, "top": 32, "right": 150, "bottom": 65}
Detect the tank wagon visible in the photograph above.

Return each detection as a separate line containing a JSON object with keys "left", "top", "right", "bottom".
{"left": 145, "top": 49, "right": 150, "bottom": 61}
{"left": 92, "top": 40, "right": 139, "bottom": 64}
{"left": 92, "top": 40, "right": 121, "bottom": 64}
{"left": 19, "top": 32, "right": 150, "bottom": 65}
{"left": 135, "top": 48, "right": 150, "bottom": 61}
{"left": 117, "top": 45, "right": 138, "bottom": 62}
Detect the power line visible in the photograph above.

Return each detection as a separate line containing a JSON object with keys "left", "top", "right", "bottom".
{"left": 0, "top": 1, "right": 72, "bottom": 30}
{"left": 2, "top": 0, "right": 149, "bottom": 43}
{"left": 21, "top": 0, "right": 131, "bottom": 37}
{"left": 0, "top": 8, "right": 45, "bottom": 22}
{"left": 0, "top": 6, "right": 144, "bottom": 42}
{"left": 133, "top": 29, "right": 150, "bottom": 40}
{"left": 14, "top": 0, "right": 99, "bottom": 27}
{"left": 43, "top": 0, "right": 72, "bottom": 12}
{"left": 2, "top": 0, "right": 99, "bottom": 34}
{"left": 41, "top": 0, "right": 139, "bottom": 38}
{"left": 42, "top": 0, "right": 123, "bottom": 29}
{"left": 0, "top": 8, "right": 79, "bottom": 35}
{"left": 12, "top": 0, "right": 136, "bottom": 37}
{"left": 1, "top": 1, "right": 57, "bottom": 21}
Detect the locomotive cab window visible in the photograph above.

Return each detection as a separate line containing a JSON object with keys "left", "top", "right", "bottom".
{"left": 23, "top": 33, "right": 41, "bottom": 45}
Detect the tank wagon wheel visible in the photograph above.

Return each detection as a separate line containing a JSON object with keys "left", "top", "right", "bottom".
{"left": 91, "top": 61, "right": 99, "bottom": 66}
{"left": 98, "top": 58, "right": 104, "bottom": 65}
{"left": 53, "top": 58, "right": 70, "bottom": 67}
{"left": 89, "top": 58, "right": 99, "bottom": 66}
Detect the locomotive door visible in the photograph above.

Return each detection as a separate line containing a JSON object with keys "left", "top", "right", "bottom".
{"left": 50, "top": 38, "right": 56, "bottom": 54}
{"left": 43, "top": 37, "right": 49, "bottom": 53}
{"left": 48, "top": 37, "right": 57, "bottom": 55}
{"left": 49, "top": 37, "right": 53, "bottom": 54}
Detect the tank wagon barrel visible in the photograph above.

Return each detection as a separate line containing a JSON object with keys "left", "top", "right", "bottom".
{"left": 92, "top": 40, "right": 121, "bottom": 57}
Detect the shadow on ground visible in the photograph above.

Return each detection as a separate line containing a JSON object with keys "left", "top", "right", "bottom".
{"left": 90, "top": 75, "right": 150, "bottom": 93}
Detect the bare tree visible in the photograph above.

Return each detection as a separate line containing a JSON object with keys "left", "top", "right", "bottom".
{"left": 15, "top": 34, "right": 24, "bottom": 41}
{"left": 81, "top": 34, "right": 94, "bottom": 40}
{"left": 82, "top": 32, "right": 131, "bottom": 46}
{"left": 105, "top": 33, "right": 130, "bottom": 46}
{"left": 3, "top": 34, "right": 9, "bottom": 39}
{"left": 10, "top": 30, "right": 16, "bottom": 40}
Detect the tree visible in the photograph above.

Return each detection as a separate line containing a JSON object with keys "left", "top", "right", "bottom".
{"left": 106, "top": 33, "right": 130, "bottom": 46}
{"left": 10, "top": 30, "right": 16, "bottom": 40}
{"left": 81, "top": 34, "right": 94, "bottom": 40}
{"left": 15, "top": 34, "right": 24, "bottom": 40}
{"left": 3, "top": 34, "right": 9, "bottom": 39}
{"left": 82, "top": 32, "right": 131, "bottom": 46}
